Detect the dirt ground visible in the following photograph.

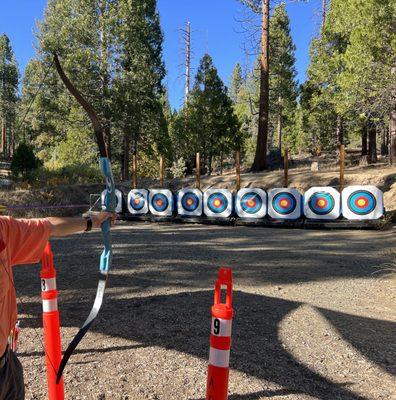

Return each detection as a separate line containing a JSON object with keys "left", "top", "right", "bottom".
{"left": 14, "top": 222, "right": 395, "bottom": 400}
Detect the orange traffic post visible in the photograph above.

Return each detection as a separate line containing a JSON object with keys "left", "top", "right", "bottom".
{"left": 206, "top": 268, "right": 234, "bottom": 400}
{"left": 41, "top": 242, "right": 65, "bottom": 400}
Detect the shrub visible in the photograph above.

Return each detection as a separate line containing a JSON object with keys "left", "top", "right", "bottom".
{"left": 11, "top": 143, "right": 40, "bottom": 181}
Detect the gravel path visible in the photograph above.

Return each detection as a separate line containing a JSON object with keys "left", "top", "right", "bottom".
{"left": 14, "top": 222, "right": 395, "bottom": 400}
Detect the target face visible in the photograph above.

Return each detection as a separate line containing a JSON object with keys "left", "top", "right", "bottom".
{"left": 308, "top": 193, "right": 335, "bottom": 215}
{"left": 204, "top": 189, "right": 233, "bottom": 218}
{"left": 182, "top": 192, "right": 199, "bottom": 212}
{"left": 272, "top": 192, "right": 297, "bottom": 215}
{"left": 268, "top": 188, "right": 302, "bottom": 220}
{"left": 347, "top": 191, "right": 376, "bottom": 216}
{"left": 152, "top": 193, "right": 169, "bottom": 212}
{"left": 127, "top": 189, "right": 149, "bottom": 215}
{"left": 177, "top": 189, "right": 203, "bottom": 216}
{"left": 149, "top": 189, "right": 174, "bottom": 216}
{"left": 207, "top": 193, "right": 228, "bottom": 214}
{"left": 235, "top": 188, "right": 267, "bottom": 218}
{"left": 102, "top": 188, "right": 123, "bottom": 214}
{"left": 342, "top": 186, "right": 384, "bottom": 220}
{"left": 304, "top": 187, "right": 340, "bottom": 220}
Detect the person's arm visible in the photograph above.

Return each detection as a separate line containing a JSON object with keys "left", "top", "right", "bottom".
{"left": 47, "top": 212, "right": 116, "bottom": 237}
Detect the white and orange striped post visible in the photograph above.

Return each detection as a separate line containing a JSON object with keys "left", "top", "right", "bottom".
{"left": 41, "top": 242, "right": 64, "bottom": 400}
{"left": 206, "top": 268, "right": 234, "bottom": 400}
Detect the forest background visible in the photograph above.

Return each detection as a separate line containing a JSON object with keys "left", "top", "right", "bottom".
{"left": 0, "top": 0, "right": 395, "bottom": 184}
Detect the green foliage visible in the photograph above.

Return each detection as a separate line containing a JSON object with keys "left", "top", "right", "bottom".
{"left": 302, "top": 0, "right": 396, "bottom": 154}
{"left": 19, "top": 0, "right": 167, "bottom": 181}
{"left": 0, "top": 34, "right": 19, "bottom": 155}
{"left": 171, "top": 54, "right": 241, "bottom": 174}
{"left": 231, "top": 4, "right": 299, "bottom": 158}
{"left": 11, "top": 142, "right": 40, "bottom": 180}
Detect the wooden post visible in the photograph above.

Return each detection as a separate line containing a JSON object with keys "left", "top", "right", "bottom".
{"left": 131, "top": 154, "right": 137, "bottom": 189}
{"left": 283, "top": 148, "right": 289, "bottom": 188}
{"left": 159, "top": 155, "right": 165, "bottom": 188}
{"left": 196, "top": 152, "right": 201, "bottom": 189}
{"left": 339, "top": 144, "right": 345, "bottom": 191}
{"left": 236, "top": 150, "right": 241, "bottom": 191}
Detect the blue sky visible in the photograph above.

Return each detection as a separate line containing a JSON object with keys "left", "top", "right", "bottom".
{"left": 1, "top": 0, "right": 322, "bottom": 109}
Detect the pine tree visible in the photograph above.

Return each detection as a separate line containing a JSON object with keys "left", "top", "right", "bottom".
{"left": 175, "top": 54, "right": 241, "bottom": 174}
{"left": 0, "top": 34, "right": 18, "bottom": 159}
{"left": 229, "top": 63, "right": 244, "bottom": 103}
{"left": 268, "top": 3, "right": 298, "bottom": 153}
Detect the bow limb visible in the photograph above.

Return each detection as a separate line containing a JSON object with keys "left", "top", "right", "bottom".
{"left": 53, "top": 53, "right": 116, "bottom": 384}
{"left": 53, "top": 53, "right": 107, "bottom": 157}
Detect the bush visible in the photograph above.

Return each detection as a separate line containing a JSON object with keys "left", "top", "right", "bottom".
{"left": 11, "top": 143, "right": 40, "bottom": 181}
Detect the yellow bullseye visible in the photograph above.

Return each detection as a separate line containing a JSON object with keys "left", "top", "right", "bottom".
{"left": 213, "top": 199, "right": 221, "bottom": 207}
{"left": 186, "top": 198, "right": 194, "bottom": 206}
{"left": 357, "top": 198, "right": 367, "bottom": 207}
{"left": 247, "top": 199, "right": 255, "bottom": 207}
{"left": 280, "top": 199, "right": 289, "bottom": 207}
{"left": 317, "top": 199, "right": 326, "bottom": 207}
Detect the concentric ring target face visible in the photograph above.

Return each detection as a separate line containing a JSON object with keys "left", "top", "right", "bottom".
{"left": 308, "top": 192, "right": 335, "bottom": 215}
{"left": 129, "top": 192, "right": 146, "bottom": 211}
{"left": 207, "top": 193, "right": 228, "bottom": 214}
{"left": 347, "top": 190, "right": 377, "bottom": 215}
{"left": 272, "top": 192, "right": 297, "bottom": 215}
{"left": 181, "top": 192, "right": 199, "bottom": 212}
{"left": 240, "top": 192, "right": 263, "bottom": 214}
{"left": 151, "top": 193, "right": 169, "bottom": 212}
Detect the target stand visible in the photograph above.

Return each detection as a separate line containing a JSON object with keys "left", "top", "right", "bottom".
{"left": 175, "top": 188, "right": 203, "bottom": 224}
{"left": 235, "top": 188, "right": 267, "bottom": 221}
{"left": 304, "top": 187, "right": 341, "bottom": 221}
{"left": 341, "top": 186, "right": 384, "bottom": 221}
{"left": 149, "top": 189, "right": 175, "bottom": 222}
{"left": 267, "top": 188, "right": 303, "bottom": 224}
{"left": 101, "top": 188, "right": 125, "bottom": 214}
{"left": 124, "top": 189, "right": 151, "bottom": 222}
{"left": 203, "top": 189, "right": 233, "bottom": 222}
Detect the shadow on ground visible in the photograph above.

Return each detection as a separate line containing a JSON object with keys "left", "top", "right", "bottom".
{"left": 13, "top": 224, "right": 395, "bottom": 399}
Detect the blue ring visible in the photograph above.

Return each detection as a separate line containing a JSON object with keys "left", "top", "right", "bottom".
{"left": 151, "top": 193, "right": 169, "bottom": 212}
{"left": 347, "top": 190, "right": 376, "bottom": 215}
{"left": 129, "top": 192, "right": 146, "bottom": 211}
{"left": 240, "top": 192, "right": 263, "bottom": 214}
{"left": 272, "top": 192, "right": 297, "bottom": 215}
{"left": 308, "top": 192, "right": 335, "bottom": 215}
{"left": 207, "top": 193, "right": 228, "bottom": 214}
{"left": 181, "top": 192, "right": 199, "bottom": 212}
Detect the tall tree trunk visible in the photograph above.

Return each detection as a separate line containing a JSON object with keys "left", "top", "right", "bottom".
{"left": 251, "top": 0, "right": 269, "bottom": 171}
{"left": 361, "top": 124, "right": 368, "bottom": 156}
{"left": 368, "top": 121, "right": 377, "bottom": 164}
{"left": 390, "top": 108, "right": 396, "bottom": 164}
{"left": 2, "top": 118, "right": 6, "bottom": 158}
{"left": 277, "top": 95, "right": 282, "bottom": 153}
{"left": 122, "top": 133, "right": 130, "bottom": 181}
{"left": 380, "top": 123, "right": 388, "bottom": 156}
{"left": 336, "top": 115, "right": 344, "bottom": 146}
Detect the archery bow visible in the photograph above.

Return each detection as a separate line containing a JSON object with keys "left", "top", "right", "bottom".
{"left": 53, "top": 53, "right": 116, "bottom": 384}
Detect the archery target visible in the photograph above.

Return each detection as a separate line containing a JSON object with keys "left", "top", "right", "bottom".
{"left": 149, "top": 189, "right": 174, "bottom": 217}
{"left": 177, "top": 188, "right": 203, "bottom": 216}
{"left": 342, "top": 186, "right": 384, "bottom": 220}
{"left": 203, "top": 189, "right": 233, "bottom": 218}
{"left": 235, "top": 188, "right": 267, "bottom": 218}
{"left": 268, "top": 188, "right": 302, "bottom": 220}
{"left": 127, "top": 189, "right": 149, "bottom": 215}
{"left": 101, "top": 188, "right": 123, "bottom": 214}
{"left": 304, "top": 187, "right": 341, "bottom": 220}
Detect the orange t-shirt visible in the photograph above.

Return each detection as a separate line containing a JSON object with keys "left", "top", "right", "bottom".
{"left": 0, "top": 216, "right": 51, "bottom": 355}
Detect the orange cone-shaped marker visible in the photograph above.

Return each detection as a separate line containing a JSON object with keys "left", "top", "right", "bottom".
{"left": 206, "top": 268, "right": 234, "bottom": 400}
{"left": 41, "top": 243, "right": 64, "bottom": 400}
